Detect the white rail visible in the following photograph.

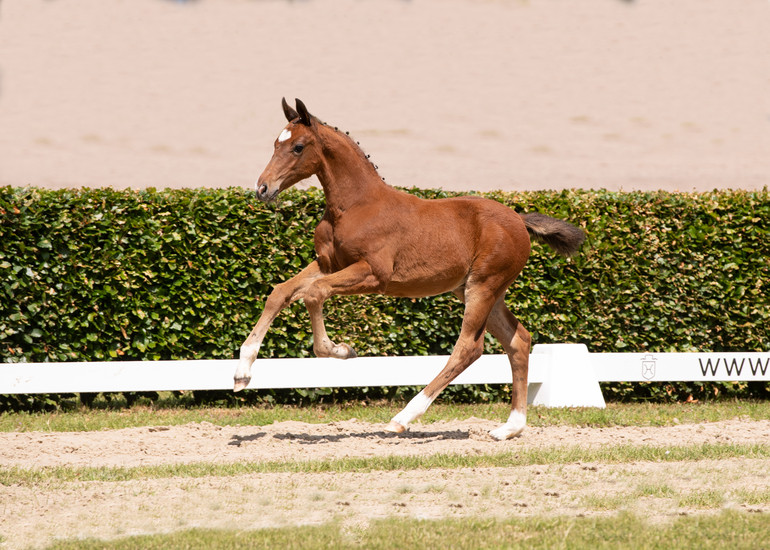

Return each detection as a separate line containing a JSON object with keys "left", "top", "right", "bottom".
{"left": 2, "top": 344, "right": 768, "bottom": 408}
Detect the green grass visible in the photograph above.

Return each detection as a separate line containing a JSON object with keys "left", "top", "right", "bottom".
{"left": 2, "top": 399, "right": 769, "bottom": 433}
{"left": 734, "top": 488, "right": 770, "bottom": 506}
{"left": 581, "top": 482, "right": 770, "bottom": 513}
{"left": 41, "top": 511, "right": 770, "bottom": 550}
{"left": 635, "top": 482, "right": 677, "bottom": 499}
{"left": 580, "top": 492, "right": 633, "bottom": 511}
{"left": 678, "top": 489, "right": 726, "bottom": 509}
{"left": 3, "top": 442, "right": 768, "bottom": 486}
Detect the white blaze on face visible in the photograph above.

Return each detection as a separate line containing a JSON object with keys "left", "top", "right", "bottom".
{"left": 278, "top": 128, "right": 292, "bottom": 143}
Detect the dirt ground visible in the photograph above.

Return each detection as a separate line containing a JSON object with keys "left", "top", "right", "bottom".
{"left": 2, "top": 418, "right": 769, "bottom": 469}
{"left": 1, "top": 419, "right": 769, "bottom": 549}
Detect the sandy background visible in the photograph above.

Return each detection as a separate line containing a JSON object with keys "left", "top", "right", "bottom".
{"left": 1, "top": 0, "right": 768, "bottom": 193}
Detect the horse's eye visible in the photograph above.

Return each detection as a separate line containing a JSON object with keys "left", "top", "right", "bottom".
{"left": 293, "top": 144, "right": 304, "bottom": 155}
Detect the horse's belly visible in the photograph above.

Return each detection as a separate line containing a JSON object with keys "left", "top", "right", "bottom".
{"left": 384, "top": 270, "right": 466, "bottom": 298}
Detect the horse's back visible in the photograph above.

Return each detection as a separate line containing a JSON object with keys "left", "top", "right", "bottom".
{"left": 414, "top": 194, "right": 528, "bottom": 248}
{"left": 431, "top": 194, "right": 531, "bottom": 274}
{"left": 380, "top": 191, "right": 530, "bottom": 297}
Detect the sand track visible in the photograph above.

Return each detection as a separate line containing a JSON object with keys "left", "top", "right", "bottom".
{"left": 1, "top": 418, "right": 768, "bottom": 469}
{"left": 1, "top": 419, "right": 769, "bottom": 549}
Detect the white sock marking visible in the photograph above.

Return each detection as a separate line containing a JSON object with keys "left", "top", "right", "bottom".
{"left": 489, "top": 410, "right": 527, "bottom": 440}
{"left": 392, "top": 390, "right": 435, "bottom": 427}
{"left": 235, "top": 343, "right": 260, "bottom": 380}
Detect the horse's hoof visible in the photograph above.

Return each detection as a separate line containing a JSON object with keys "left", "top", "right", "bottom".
{"left": 384, "top": 420, "right": 407, "bottom": 434}
{"left": 233, "top": 377, "right": 251, "bottom": 392}
{"left": 333, "top": 343, "right": 357, "bottom": 359}
{"left": 315, "top": 341, "right": 358, "bottom": 360}
{"left": 489, "top": 424, "right": 524, "bottom": 441}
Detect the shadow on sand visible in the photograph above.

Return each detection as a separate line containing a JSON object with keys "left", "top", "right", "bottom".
{"left": 230, "top": 428, "right": 471, "bottom": 446}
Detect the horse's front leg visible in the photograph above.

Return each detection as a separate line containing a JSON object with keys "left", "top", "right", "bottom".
{"left": 233, "top": 261, "right": 323, "bottom": 391}
{"left": 302, "top": 260, "right": 386, "bottom": 359}
{"left": 306, "top": 299, "right": 357, "bottom": 359}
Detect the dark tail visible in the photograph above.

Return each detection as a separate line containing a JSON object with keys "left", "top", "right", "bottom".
{"left": 520, "top": 212, "right": 585, "bottom": 257}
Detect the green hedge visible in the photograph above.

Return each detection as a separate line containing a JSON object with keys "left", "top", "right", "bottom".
{"left": 1, "top": 186, "right": 768, "bottom": 408}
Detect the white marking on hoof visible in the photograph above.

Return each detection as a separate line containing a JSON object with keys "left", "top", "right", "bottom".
{"left": 234, "top": 343, "right": 259, "bottom": 391}
{"left": 391, "top": 391, "right": 435, "bottom": 429}
{"left": 489, "top": 410, "right": 526, "bottom": 441}
{"left": 384, "top": 420, "right": 406, "bottom": 434}
{"left": 278, "top": 128, "right": 291, "bottom": 142}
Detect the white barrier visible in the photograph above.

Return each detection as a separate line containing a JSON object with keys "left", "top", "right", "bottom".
{"left": 1, "top": 344, "right": 768, "bottom": 407}
{"left": 527, "top": 344, "right": 606, "bottom": 408}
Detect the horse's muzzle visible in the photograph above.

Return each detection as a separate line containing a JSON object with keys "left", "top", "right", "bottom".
{"left": 256, "top": 183, "right": 281, "bottom": 203}
{"left": 256, "top": 183, "right": 269, "bottom": 201}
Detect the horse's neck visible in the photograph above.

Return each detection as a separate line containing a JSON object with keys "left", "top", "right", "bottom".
{"left": 316, "top": 133, "right": 390, "bottom": 220}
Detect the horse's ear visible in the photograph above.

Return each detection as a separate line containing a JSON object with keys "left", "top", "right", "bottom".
{"left": 295, "top": 98, "right": 312, "bottom": 127}
{"left": 282, "top": 97, "right": 299, "bottom": 123}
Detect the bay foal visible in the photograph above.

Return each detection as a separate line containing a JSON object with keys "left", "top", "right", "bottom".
{"left": 234, "top": 99, "right": 585, "bottom": 440}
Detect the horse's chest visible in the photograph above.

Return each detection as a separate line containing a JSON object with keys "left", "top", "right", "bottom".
{"left": 315, "top": 212, "right": 381, "bottom": 273}
{"left": 314, "top": 220, "right": 351, "bottom": 273}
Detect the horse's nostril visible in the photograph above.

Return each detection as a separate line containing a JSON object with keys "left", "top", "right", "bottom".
{"left": 257, "top": 184, "right": 268, "bottom": 197}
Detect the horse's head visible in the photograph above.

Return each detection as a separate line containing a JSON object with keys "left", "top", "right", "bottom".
{"left": 255, "top": 98, "right": 321, "bottom": 202}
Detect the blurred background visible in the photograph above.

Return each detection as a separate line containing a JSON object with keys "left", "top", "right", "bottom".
{"left": 1, "top": 0, "right": 767, "bottom": 192}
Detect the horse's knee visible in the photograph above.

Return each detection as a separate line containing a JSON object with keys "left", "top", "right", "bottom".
{"left": 264, "top": 281, "right": 293, "bottom": 311}
{"left": 302, "top": 280, "right": 331, "bottom": 310}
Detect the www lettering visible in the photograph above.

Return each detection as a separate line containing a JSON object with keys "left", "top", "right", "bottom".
{"left": 748, "top": 357, "right": 769, "bottom": 376}
{"left": 698, "top": 357, "right": 770, "bottom": 377}
{"left": 699, "top": 358, "right": 719, "bottom": 376}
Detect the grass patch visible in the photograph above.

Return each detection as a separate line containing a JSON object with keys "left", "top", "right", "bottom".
{"left": 580, "top": 492, "right": 633, "bottom": 511}
{"left": 2, "top": 400, "right": 769, "bottom": 433}
{"left": 42, "top": 510, "right": 770, "bottom": 550}
{"left": 635, "top": 482, "right": 677, "bottom": 499}
{"left": 678, "top": 489, "right": 727, "bottom": 509}
{"left": 734, "top": 488, "right": 770, "bottom": 506}
{"left": 584, "top": 483, "right": 769, "bottom": 513}
{"left": 3, "top": 442, "right": 768, "bottom": 486}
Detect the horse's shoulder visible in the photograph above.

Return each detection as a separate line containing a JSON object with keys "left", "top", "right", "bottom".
{"left": 313, "top": 217, "right": 334, "bottom": 251}
{"left": 313, "top": 219, "right": 336, "bottom": 273}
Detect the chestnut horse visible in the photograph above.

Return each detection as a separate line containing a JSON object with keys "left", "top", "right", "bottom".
{"left": 234, "top": 98, "right": 585, "bottom": 440}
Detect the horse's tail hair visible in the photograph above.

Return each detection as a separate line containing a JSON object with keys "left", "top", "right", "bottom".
{"left": 520, "top": 212, "right": 585, "bottom": 257}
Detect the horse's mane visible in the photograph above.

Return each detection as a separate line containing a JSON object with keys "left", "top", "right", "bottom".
{"left": 317, "top": 118, "right": 385, "bottom": 182}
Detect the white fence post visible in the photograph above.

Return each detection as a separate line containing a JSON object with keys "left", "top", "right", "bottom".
{"left": 527, "top": 344, "right": 606, "bottom": 408}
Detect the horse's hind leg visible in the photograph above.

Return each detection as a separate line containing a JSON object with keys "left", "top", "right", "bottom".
{"left": 486, "top": 297, "right": 531, "bottom": 440}
{"left": 385, "top": 286, "right": 496, "bottom": 433}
